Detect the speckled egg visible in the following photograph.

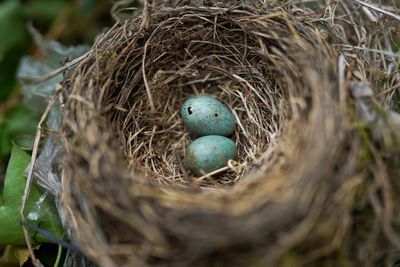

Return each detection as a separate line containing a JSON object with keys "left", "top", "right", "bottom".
{"left": 181, "top": 96, "right": 236, "bottom": 136}
{"left": 185, "top": 135, "right": 237, "bottom": 175}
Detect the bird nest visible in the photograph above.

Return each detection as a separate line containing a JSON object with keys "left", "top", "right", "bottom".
{"left": 60, "top": 1, "right": 400, "bottom": 266}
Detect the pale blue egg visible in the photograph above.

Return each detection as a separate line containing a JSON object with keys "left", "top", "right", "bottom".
{"left": 181, "top": 96, "right": 236, "bottom": 136}
{"left": 185, "top": 135, "right": 237, "bottom": 175}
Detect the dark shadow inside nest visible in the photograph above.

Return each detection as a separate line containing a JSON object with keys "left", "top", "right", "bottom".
{"left": 104, "top": 15, "right": 286, "bottom": 189}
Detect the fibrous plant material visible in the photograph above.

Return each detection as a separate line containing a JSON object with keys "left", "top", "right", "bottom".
{"left": 59, "top": 0, "right": 400, "bottom": 266}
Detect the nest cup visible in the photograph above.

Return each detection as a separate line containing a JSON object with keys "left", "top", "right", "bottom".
{"left": 61, "top": 1, "right": 369, "bottom": 266}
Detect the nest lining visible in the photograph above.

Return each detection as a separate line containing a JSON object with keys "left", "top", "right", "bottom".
{"left": 72, "top": 5, "right": 288, "bottom": 188}
{"left": 118, "top": 29, "right": 284, "bottom": 187}
{"left": 59, "top": 1, "right": 400, "bottom": 266}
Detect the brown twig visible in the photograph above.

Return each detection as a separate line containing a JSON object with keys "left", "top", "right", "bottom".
{"left": 376, "top": 82, "right": 400, "bottom": 97}
{"left": 34, "top": 52, "right": 90, "bottom": 84}
{"left": 351, "top": 0, "right": 400, "bottom": 21}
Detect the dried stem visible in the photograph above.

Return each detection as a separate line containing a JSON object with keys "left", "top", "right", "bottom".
{"left": 19, "top": 88, "right": 61, "bottom": 267}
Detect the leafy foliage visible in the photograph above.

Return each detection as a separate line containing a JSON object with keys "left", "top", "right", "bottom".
{"left": 0, "top": 0, "right": 114, "bottom": 265}
{"left": 0, "top": 106, "right": 37, "bottom": 158}
{"left": 0, "top": 146, "right": 64, "bottom": 245}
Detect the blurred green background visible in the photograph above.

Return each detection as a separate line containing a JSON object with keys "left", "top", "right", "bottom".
{"left": 0, "top": 2, "right": 114, "bottom": 264}
{"left": 0, "top": 0, "right": 114, "bottom": 174}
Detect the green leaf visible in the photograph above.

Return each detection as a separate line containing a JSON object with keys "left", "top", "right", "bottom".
{"left": 0, "top": 106, "right": 37, "bottom": 157}
{"left": 2, "top": 146, "right": 31, "bottom": 205}
{"left": 0, "top": 146, "right": 64, "bottom": 245}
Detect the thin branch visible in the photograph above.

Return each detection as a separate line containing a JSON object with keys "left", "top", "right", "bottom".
{"left": 34, "top": 52, "right": 90, "bottom": 84}
{"left": 19, "top": 87, "right": 61, "bottom": 267}
{"left": 376, "top": 83, "right": 400, "bottom": 97}
{"left": 337, "top": 44, "right": 400, "bottom": 57}
{"left": 351, "top": 0, "right": 400, "bottom": 21}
